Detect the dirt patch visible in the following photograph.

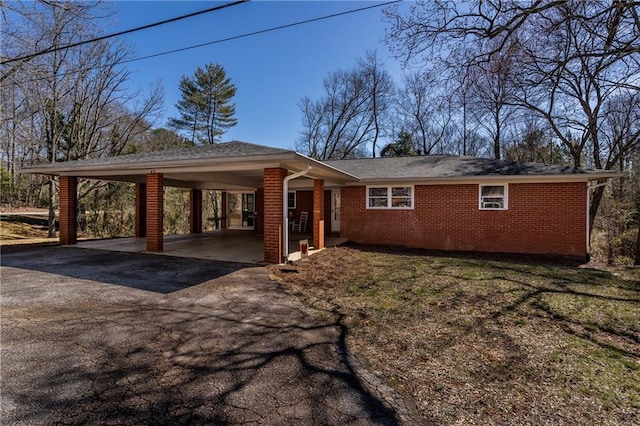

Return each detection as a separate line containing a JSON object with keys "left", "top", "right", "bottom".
{"left": 271, "top": 244, "right": 640, "bottom": 425}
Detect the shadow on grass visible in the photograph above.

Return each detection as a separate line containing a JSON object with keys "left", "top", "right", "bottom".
{"left": 421, "top": 251, "right": 640, "bottom": 360}
{"left": 344, "top": 242, "right": 588, "bottom": 268}
{"left": 274, "top": 243, "right": 639, "bottom": 423}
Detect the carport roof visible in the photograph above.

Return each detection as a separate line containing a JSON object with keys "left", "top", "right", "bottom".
{"left": 20, "top": 141, "right": 358, "bottom": 190}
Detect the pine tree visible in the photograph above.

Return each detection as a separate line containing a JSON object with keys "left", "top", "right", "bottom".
{"left": 169, "top": 63, "right": 237, "bottom": 144}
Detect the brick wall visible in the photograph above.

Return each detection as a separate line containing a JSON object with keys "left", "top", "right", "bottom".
{"left": 263, "top": 168, "right": 287, "bottom": 263}
{"left": 189, "top": 189, "right": 202, "bottom": 234}
{"left": 146, "top": 173, "right": 164, "bottom": 252}
{"left": 341, "top": 182, "right": 587, "bottom": 257}
{"left": 289, "top": 189, "right": 331, "bottom": 232}
{"left": 324, "top": 190, "right": 332, "bottom": 232}
{"left": 313, "top": 179, "right": 325, "bottom": 249}
{"left": 59, "top": 176, "right": 77, "bottom": 245}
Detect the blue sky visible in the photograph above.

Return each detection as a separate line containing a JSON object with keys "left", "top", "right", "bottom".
{"left": 110, "top": 1, "right": 407, "bottom": 150}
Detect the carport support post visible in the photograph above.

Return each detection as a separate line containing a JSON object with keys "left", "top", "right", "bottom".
{"left": 313, "top": 179, "right": 325, "bottom": 250}
{"left": 189, "top": 189, "right": 202, "bottom": 234}
{"left": 263, "top": 167, "right": 287, "bottom": 263}
{"left": 135, "top": 183, "right": 146, "bottom": 238}
{"left": 221, "top": 191, "right": 227, "bottom": 229}
{"left": 146, "top": 173, "right": 164, "bottom": 252}
{"left": 59, "top": 176, "right": 77, "bottom": 245}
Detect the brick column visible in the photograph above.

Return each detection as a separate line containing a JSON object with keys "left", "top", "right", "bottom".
{"left": 221, "top": 191, "right": 227, "bottom": 229}
{"left": 189, "top": 189, "right": 202, "bottom": 234}
{"left": 59, "top": 176, "right": 77, "bottom": 245}
{"left": 135, "top": 183, "right": 146, "bottom": 238}
{"left": 146, "top": 173, "right": 163, "bottom": 252}
{"left": 263, "top": 167, "right": 287, "bottom": 263}
{"left": 313, "top": 179, "right": 325, "bottom": 250}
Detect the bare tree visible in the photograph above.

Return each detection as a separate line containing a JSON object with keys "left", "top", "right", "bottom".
{"left": 1, "top": 1, "right": 163, "bottom": 235}
{"left": 503, "top": 120, "right": 566, "bottom": 165}
{"left": 395, "top": 71, "right": 453, "bottom": 154}
{"left": 466, "top": 41, "right": 520, "bottom": 159}
{"left": 296, "top": 53, "right": 394, "bottom": 160}
{"left": 358, "top": 51, "right": 394, "bottom": 157}
{"left": 386, "top": 0, "right": 640, "bottom": 231}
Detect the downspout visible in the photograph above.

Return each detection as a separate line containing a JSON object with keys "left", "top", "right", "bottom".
{"left": 282, "top": 165, "right": 312, "bottom": 263}
{"left": 586, "top": 181, "right": 608, "bottom": 261}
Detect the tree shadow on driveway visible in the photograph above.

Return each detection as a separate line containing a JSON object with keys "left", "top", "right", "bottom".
{"left": 1, "top": 246, "right": 410, "bottom": 424}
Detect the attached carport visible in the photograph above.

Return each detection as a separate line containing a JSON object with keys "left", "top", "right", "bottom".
{"left": 19, "top": 141, "right": 357, "bottom": 263}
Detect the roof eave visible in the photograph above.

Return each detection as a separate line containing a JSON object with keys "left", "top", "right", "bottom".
{"left": 348, "top": 172, "right": 623, "bottom": 185}
{"left": 293, "top": 153, "right": 359, "bottom": 182}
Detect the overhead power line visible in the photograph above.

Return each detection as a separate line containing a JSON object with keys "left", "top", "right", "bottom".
{"left": 117, "top": 0, "right": 401, "bottom": 66}
{"left": 2, "top": 0, "right": 401, "bottom": 86}
{"left": 1, "top": 0, "right": 249, "bottom": 65}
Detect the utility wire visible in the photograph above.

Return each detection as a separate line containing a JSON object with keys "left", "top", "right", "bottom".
{"left": 1, "top": 0, "right": 249, "bottom": 65}
{"left": 117, "top": 0, "right": 401, "bottom": 65}
{"left": 3, "top": 0, "right": 400, "bottom": 86}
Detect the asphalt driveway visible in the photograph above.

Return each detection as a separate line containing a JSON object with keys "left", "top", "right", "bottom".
{"left": 1, "top": 246, "right": 416, "bottom": 425}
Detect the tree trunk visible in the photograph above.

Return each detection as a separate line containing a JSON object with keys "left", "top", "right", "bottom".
{"left": 635, "top": 197, "right": 640, "bottom": 266}
{"left": 634, "top": 225, "right": 640, "bottom": 266}
{"left": 588, "top": 185, "right": 605, "bottom": 238}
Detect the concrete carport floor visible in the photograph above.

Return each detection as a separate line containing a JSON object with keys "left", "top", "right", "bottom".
{"left": 1, "top": 246, "right": 419, "bottom": 425}
{"left": 75, "top": 230, "right": 349, "bottom": 264}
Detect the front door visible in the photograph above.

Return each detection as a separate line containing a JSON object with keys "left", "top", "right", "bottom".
{"left": 227, "top": 192, "right": 255, "bottom": 229}
{"left": 331, "top": 189, "right": 341, "bottom": 233}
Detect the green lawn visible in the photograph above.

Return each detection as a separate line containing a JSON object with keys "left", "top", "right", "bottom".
{"left": 272, "top": 245, "right": 640, "bottom": 424}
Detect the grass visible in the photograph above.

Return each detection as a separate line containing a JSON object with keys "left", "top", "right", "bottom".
{"left": 0, "top": 214, "right": 54, "bottom": 243}
{"left": 271, "top": 244, "right": 640, "bottom": 425}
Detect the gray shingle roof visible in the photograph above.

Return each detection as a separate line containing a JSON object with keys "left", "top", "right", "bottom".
{"left": 323, "top": 155, "right": 607, "bottom": 180}
{"left": 20, "top": 140, "right": 618, "bottom": 182}
{"left": 25, "top": 141, "right": 293, "bottom": 169}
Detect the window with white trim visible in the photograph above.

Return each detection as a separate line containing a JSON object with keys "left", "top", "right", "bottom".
{"left": 479, "top": 184, "right": 508, "bottom": 210}
{"left": 367, "top": 186, "right": 413, "bottom": 209}
{"left": 288, "top": 191, "right": 296, "bottom": 209}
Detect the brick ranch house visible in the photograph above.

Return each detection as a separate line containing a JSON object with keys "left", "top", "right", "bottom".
{"left": 20, "top": 141, "right": 619, "bottom": 263}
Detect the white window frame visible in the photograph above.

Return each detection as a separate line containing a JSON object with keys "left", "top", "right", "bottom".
{"left": 479, "top": 184, "right": 508, "bottom": 210}
{"left": 287, "top": 191, "right": 296, "bottom": 209}
{"left": 366, "top": 185, "right": 414, "bottom": 210}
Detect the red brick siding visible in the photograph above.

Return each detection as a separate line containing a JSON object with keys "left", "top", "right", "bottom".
{"left": 263, "top": 168, "right": 287, "bottom": 263}
{"left": 59, "top": 176, "right": 77, "bottom": 245}
{"left": 289, "top": 190, "right": 312, "bottom": 231}
{"left": 190, "top": 189, "right": 202, "bottom": 234}
{"left": 135, "top": 183, "right": 146, "bottom": 237}
{"left": 313, "top": 179, "right": 325, "bottom": 249}
{"left": 341, "top": 182, "right": 587, "bottom": 257}
{"left": 289, "top": 189, "right": 331, "bottom": 233}
{"left": 146, "top": 173, "right": 164, "bottom": 252}
{"left": 324, "top": 190, "right": 332, "bottom": 231}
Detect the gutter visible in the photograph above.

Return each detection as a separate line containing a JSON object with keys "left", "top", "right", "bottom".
{"left": 586, "top": 181, "right": 609, "bottom": 260}
{"left": 282, "top": 165, "right": 312, "bottom": 263}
